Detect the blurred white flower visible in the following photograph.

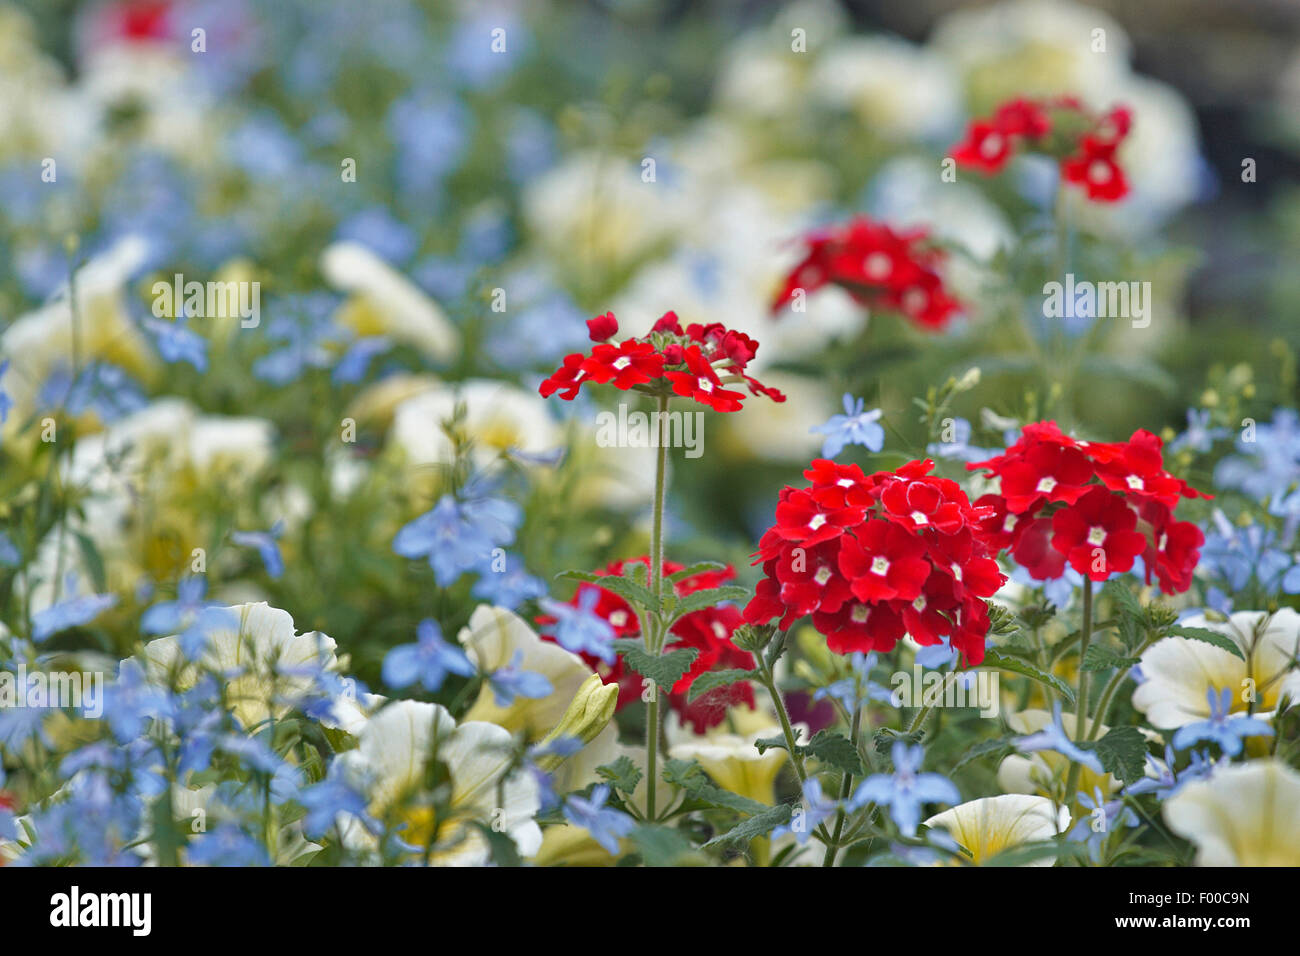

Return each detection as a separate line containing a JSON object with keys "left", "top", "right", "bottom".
{"left": 1164, "top": 759, "right": 1300, "bottom": 865}
{"left": 924, "top": 793, "right": 1070, "bottom": 865}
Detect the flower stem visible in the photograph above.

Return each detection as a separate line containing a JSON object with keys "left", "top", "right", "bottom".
{"left": 755, "top": 650, "right": 808, "bottom": 786}
{"left": 821, "top": 705, "right": 861, "bottom": 868}
{"left": 1064, "top": 579, "right": 1094, "bottom": 809}
{"left": 645, "top": 393, "right": 671, "bottom": 821}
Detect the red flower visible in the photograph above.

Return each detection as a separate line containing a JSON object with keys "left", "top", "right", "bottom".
{"left": 665, "top": 345, "right": 747, "bottom": 413}
{"left": 952, "top": 96, "right": 1133, "bottom": 204}
{"left": 1051, "top": 486, "right": 1149, "bottom": 580}
{"left": 772, "top": 217, "right": 962, "bottom": 332}
{"left": 581, "top": 340, "right": 664, "bottom": 390}
{"left": 747, "top": 458, "right": 1004, "bottom": 665}
{"left": 586, "top": 312, "right": 618, "bottom": 341}
{"left": 538, "top": 311, "right": 784, "bottom": 414}
{"left": 996, "top": 441, "right": 1096, "bottom": 513}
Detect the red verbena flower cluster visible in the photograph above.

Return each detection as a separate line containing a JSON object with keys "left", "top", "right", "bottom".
{"left": 967, "top": 422, "right": 1209, "bottom": 592}
{"left": 537, "top": 558, "right": 757, "bottom": 734}
{"left": 951, "top": 96, "right": 1133, "bottom": 203}
{"left": 772, "top": 217, "right": 963, "bottom": 331}
{"left": 743, "top": 459, "right": 1005, "bottom": 666}
{"left": 538, "top": 311, "right": 786, "bottom": 412}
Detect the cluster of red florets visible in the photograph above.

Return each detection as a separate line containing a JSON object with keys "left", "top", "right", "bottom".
{"left": 967, "top": 422, "right": 1208, "bottom": 592}
{"left": 743, "top": 459, "right": 1005, "bottom": 665}
{"left": 772, "top": 218, "right": 962, "bottom": 331}
{"left": 951, "top": 96, "right": 1133, "bottom": 203}
{"left": 537, "top": 558, "right": 756, "bottom": 733}
{"left": 538, "top": 311, "right": 785, "bottom": 413}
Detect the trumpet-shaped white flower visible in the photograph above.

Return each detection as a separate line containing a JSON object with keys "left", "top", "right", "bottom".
{"left": 924, "top": 794, "right": 1070, "bottom": 866}
{"left": 336, "top": 700, "right": 541, "bottom": 865}
{"left": 1132, "top": 609, "right": 1300, "bottom": 729}
{"left": 1164, "top": 760, "right": 1300, "bottom": 866}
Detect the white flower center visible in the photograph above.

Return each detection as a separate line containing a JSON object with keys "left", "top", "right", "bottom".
{"left": 809, "top": 513, "right": 827, "bottom": 531}
{"left": 870, "top": 556, "right": 890, "bottom": 576}
{"left": 837, "top": 478, "right": 855, "bottom": 488}
{"left": 1089, "top": 160, "right": 1112, "bottom": 184}
{"left": 609, "top": 610, "right": 628, "bottom": 627}
{"left": 911, "top": 511, "right": 929, "bottom": 526}
{"left": 814, "top": 566, "right": 832, "bottom": 585}
{"left": 697, "top": 377, "right": 713, "bottom": 393}
{"left": 980, "top": 132, "right": 1004, "bottom": 158}
{"left": 1126, "top": 475, "right": 1144, "bottom": 490}
{"left": 1002, "top": 514, "right": 1018, "bottom": 533}
{"left": 711, "top": 621, "right": 728, "bottom": 639}
{"left": 1087, "top": 526, "right": 1107, "bottom": 547}
{"left": 851, "top": 604, "right": 870, "bottom": 624}
{"left": 864, "top": 253, "right": 892, "bottom": 281}
{"left": 951, "top": 563, "right": 963, "bottom": 582}
{"left": 1036, "top": 477, "right": 1058, "bottom": 493}
{"left": 612, "top": 356, "right": 631, "bottom": 370}
{"left": 912, "top": 596, "right": 927, "bottom": 612}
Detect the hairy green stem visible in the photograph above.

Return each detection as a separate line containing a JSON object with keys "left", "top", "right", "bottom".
{"left": 1064, "top": 580, "right": 1094, "bottom": 808}
{"left": 644, "top": 393, "right": 670, "bottom": 820}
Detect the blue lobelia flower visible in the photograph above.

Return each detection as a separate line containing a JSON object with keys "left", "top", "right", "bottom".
{"left": 538, "top": 589, "right": 616, "bottom": 664}
{"left": 772, "top": 777, "right": 840, "bottom": 845}
{"left": 140, "top": 575, "right": 212, "bottom": 635}
{"left": 1168, "top": 408, "right": 1228, "bottom": 455}
{"left": 811, "top": 394, "right": 885, "bottom": 459}
{"left": 143, "top": 316, "right": 208, "bottom": 371}
{"left": 486, "top": 650, "right": 553, "bottom": 707}
{"left": 814, "top": 652, "right": 895, "bottom": 713}
{"left": 848, "top": 742, "right": 961, "bottom": 836}
{"left": 393, "top": 495, "right": 521, "bottom": 588}
{"left": 471, "top": 552, "right": 547, "bottom": 610}
{"left": 298, "top": 770, "right": 378, "bottom": 840}
{"left": 187, "top": 824, "right": 271, "bottom": 866}
{"left": 331, "top": 335, "right": 391, "bottom": 385}
{"left": 32, "top": 574, "right": 118, "bottom": 642}
{"left": 231, "top": 520, "right": 285, "bottom": 579}
{"left": 100, "top": 659, "right": 174, "bottom": 743}
{"left": 0, "top": 359, "right": 12, "bottom": 425}
{"left": 925, "top": 417, "right": 1001, "bottom": 463}
{"left": 1171, "top": 687, "right": 1274, "bottom": 757}
{"left": 1013, "top": 701, "right": 1105, "bottom": 774}
{"left": 382, "top": 619, "right": 476, "bottom": 693}
{"left": 562, "top": 784, "right": 636, "bottom": 855}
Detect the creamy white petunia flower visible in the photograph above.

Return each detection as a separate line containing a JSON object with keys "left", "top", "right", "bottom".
{"left": 457, "top": 605, "right": 597, "bottom": 741}
{"left": 1131, "top": 609, "right": 1300, "bottom": 729}
{"left": 320, "top": 241, "right": 459, "bottom": 362}
{"left": 336, "top": 700, "right": 541, "bottom": 865}
{"left": 1163, "top": 759, "right": 1300, "bottom": 866}
{"left": 143, "top": 602, "right": 370, "bottom": 733}
{"left": 997, "top": 709, "right": 1159, "bottom": 799}
{"left": 924, "top": 794, "right": 1070, "bottom": 866}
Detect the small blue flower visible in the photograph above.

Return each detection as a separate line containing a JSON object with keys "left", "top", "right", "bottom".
{"left": 332, "top": 336, "right": 391, "bottom": 384}
{"left": 925, "top": 417, "right": 1000, "bottom": 463}
{"left": 382, "top": 619, "right": 476, "bottom": 692}
{"left": 1168, "top": 409, "right": 1228, "bottom": 455}
{"left": 32, "top": 574, "right": 118, "bottom": 642}
{"left": 143, "top": 316, "right": 208, "bottom": 371}
{"left": 1171, "top": 687, "right": 1273, "bottom": 757}
{"left": 231, "top": 520, "right": 285, "bottom": 579}
{"left": 100, "top": 659, "right": 175, "bottom": 743}
{"left": 140, "top": 575, "right": 210, "bottom": 635}
{"left": 539, "top": 589, "right": 616, "bottom": 664}
{"left": 471, "top": 553, "right": 547, "bottom": 610}
{"left": 298, "top": 772, "right": 377, "bottom": 840}
{"left": 811, "top": 394, "right": 884, "bottom": 459}
{"left": 1013, "top": 702, "right": 1105, "bottom": 774}
{"left": 0, "top": 359, "right": 12, "bottom": 424}
{"left": 814, "top": 652, "right": 894, "bottom": 712}
{"left": 848, "top": 743, "right": 960, "bottom": 836}
{"left": 562, "top": 784, "right": 635, "bottom": 855}
{"left": 486, "top": 651, "right": 553, "bottom": 707}
{"left": 187, "top": 824, "right": 271, "bottom": 866}
{"left": 772, "top": 777, "right": 840, "bottom": 845}
{"left": 393, "top": 495, "right": 521, "bottom": 588}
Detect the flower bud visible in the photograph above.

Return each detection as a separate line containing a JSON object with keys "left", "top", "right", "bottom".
{"left": 535, "top": 674, "right": 618, "bottom": 770}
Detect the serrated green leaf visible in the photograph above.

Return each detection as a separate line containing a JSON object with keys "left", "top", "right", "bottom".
{"left": 612, "top": 638, "right": 698, "bottom": 691}
{"left": 981, "top": 649, "right": 1075, "bottom": 704}
{"left": 595, "top": 755, "right": 643, "bottom": 793}
{"left": 629, "top": 825, "right": 697, "bottom": 866}
{"left": 703, "top": 803, "right": 792, "bottom": 848}
{"left": 664, "top": 585, "right": 751, "bottom": 625}
{"left": 1102, "top": 578, "right": 1143, "bottom": 621}
{"left": 804, "top": 730, "right": 863, "bottom": 776}
{"left": 951, "top": 735, "right": 1018, "bottom": 773}
{"left": 1087, "top": 726, "right": 1148, "bottom": 785}
{"left": 1166, "top": 626, "right": 1245, "bottom": 661}
{"left": 667, "top": 562, "right": 728, "bottom": 582}
{"left": 557, "top": 569, "right": 659, "bottom": 615}
{"left": 1081, "top": 643, "right": 1142, "bottom": 672}
{"left": 685, "top": 668, "right": 756, "bottom": 704}
{"left": 661, "top": 759, "right": 768, "bottom": 815}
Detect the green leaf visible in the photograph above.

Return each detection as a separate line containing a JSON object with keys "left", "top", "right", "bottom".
{"left": 667, "top": 562, "right": 729, "bottom": 582}
{"left": 664, "top": 585, "right": 751, "bottom": 625}
{"left": 557, "top": 569, "right": 658, "bottom": 615}
{"left": 951, "top": 735, "right": 1019, "bottom": 773}
{"left": 1102, "top": 578, "right": 1143, "bottom": 621}
{"left": 804, "top": 730, "right": 863, "bottom": 776}
{"left": 685, "top": 668, "right": 757, "bottom": 704}
{"left": 595, "top": 756, "right": 643, "bottom": 794}
{"left": 981, "top": 649, "right": 1075, "bottom": 704}
{"left": 1081, "top": 643, "right": 1142, "bottom": 672}
{"left": 1087, "top": 726, "right": 1148, "bottom": 785}
{"left": 1166, "top": 626, "right": 1245, "bottom": 661}
{"left": 661, "top": 759, "right": 768, "bottom": 815}
{"left": 612, "top": 638, "right": 699, "bottom": 691}
{"left": 629, "top": 825, "right": 697, "bottom": 866}
{"left": 703, "top": 803, "right": 792, "bottom": 848}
